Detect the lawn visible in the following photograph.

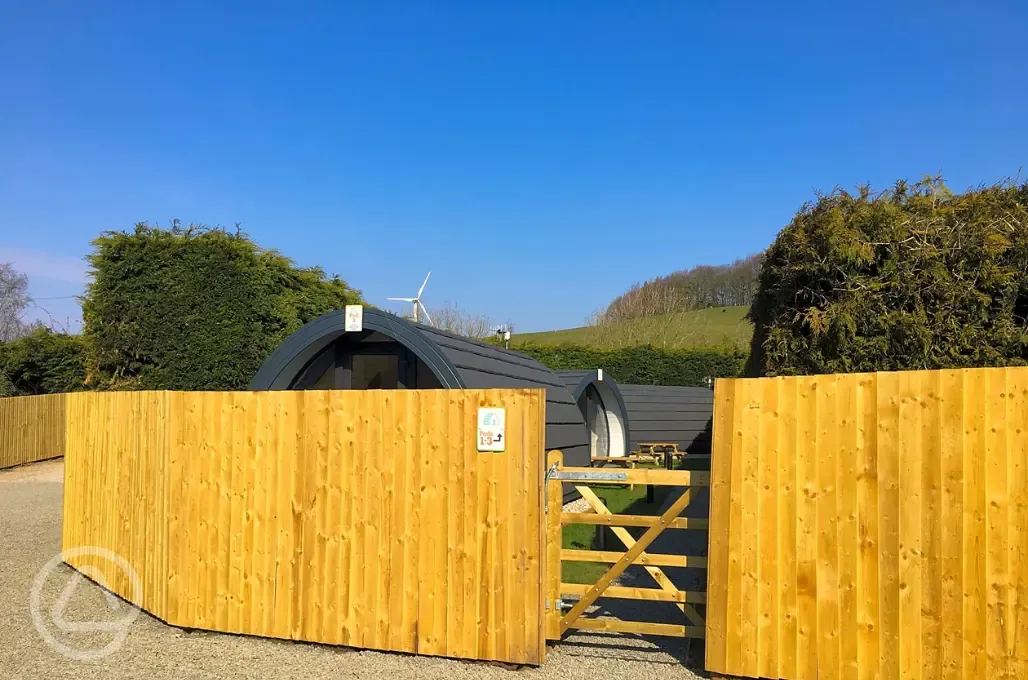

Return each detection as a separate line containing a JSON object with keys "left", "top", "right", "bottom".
{"left": 514, "top": 305, "right": 752, "bottom": 350}
{"left": 561, "top": 483, "right": 672, "bottom": 584}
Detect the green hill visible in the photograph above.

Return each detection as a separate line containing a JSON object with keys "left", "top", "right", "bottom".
{"left": 514, "top": 305, "right": 752, "bottom": 350}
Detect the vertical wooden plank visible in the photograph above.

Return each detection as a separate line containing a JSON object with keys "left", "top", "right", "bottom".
{"left": 706, "top": 378, "right": 735, "bottom": 670}
{"left": 404, "top": 391, "right": 423, "bottom": 653}
{"left": 385, "top": 391, "right": 411, "bottom": 652}
{"left": 287, "top": 391, "right": 308, "bottom": 642}
{"left": 817, "top": 374, "right": 842, "bottom": 680}
{"left": 899, "top": 371, "right": 924, "bottom": 680}
{"left": 740, "top": 379, "right": 763, "bottom": 676}
{"left": 259, "top": 391, "right": 279, "bottom": 637}
{"left": 242, "top": 390, "right": 264, "bottom": 635}
{"left": 797, "top": 376, "right": 820, "bottom": 680}
{"left": 939, "top": 370, "right": 965, "bottom": 680}
{"left": 445, "top": 389, "right": 465, "bottom": 658}
{"left": 963, "top": 369, "right": 987, "bottom": 680}
{"left": 417, "top": 390, "right": 447, "bottom": 656}
{"left": 342, "top": 391, "right": 364, "bottom": 646}
{"left": 1008, "top": 369, "right": 1028, "bottom": 680}
{"left": 369, "top": 393, "right": 389, "bottom": 650}
{"left": 270, "top": 391, "right": 291, "bottom": 639}
{"left": 481, "top": 391, "right": 499, "bottom": 662}
{"left": 838, "top": 375, "right": 861, "bottom": 680}
{"left": 922, "top": 371, "right": 944, "bottom": 680}
{"left": 758, "top": 378, "right": 781, "bottom": 678}
{"left": 877, "top": 371, "right": 901, "bottom": 680}
{"left": 228, "top": 392, "right": 246, "bottom": 634}
{"left": 778, "top": 377, "right": 800, "bottom": 680}
{"left": 985, "top": 370, "right": 1010, "bottom": 680}
{"left": 493, "top": 390, "right": 513, "bottom": 662}
{"left": 508, "top": 391, "right": 528, "bottom": 663}
{"left": 856, "top": 373, "right": 881, "bottom": 680}
{"left": 321, "top": 390, "right": 343, "bottom": 645}
{"left": 726, "top": 379, "right": 749, "bottom": 675}
{"left": 530, "top": 390, "right": 547, "bottom": 664}
{"left": 304, "top": 390, "right": 329, "bottom": 643}
{"left": 545, "top": 448, "right": 564, "bottom": 642}
{"left": 463, "top": 392, "right": 483, "bottom": 657}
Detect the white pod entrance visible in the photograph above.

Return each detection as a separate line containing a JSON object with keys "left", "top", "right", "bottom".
{"left": 556, "top": 369, "right": 631, "bottom": 460}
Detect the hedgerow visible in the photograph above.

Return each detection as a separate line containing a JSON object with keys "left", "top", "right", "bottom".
{"left": 748, "top": 177, "right": 1028, "bottom": 375}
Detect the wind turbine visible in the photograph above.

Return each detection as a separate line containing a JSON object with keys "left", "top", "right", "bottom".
{"left": 388, "top": 272, "right": 434, "bottom": 326}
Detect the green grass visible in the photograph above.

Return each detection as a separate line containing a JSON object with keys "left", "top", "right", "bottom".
{"left": 561, "top": 483, "right": 673, "bottom": 585}
{"left": 514, "top": 305, "right": 752, "bottom": 350}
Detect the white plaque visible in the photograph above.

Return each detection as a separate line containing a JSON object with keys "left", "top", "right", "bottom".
{"left": 476, "top": 407, "right": 506, "bottom": 452}
{"left": 344, "top": 305, "right": 363, "bottom": 332}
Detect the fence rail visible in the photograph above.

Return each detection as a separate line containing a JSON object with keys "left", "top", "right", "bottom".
{"left": 707, "top": 367, "right": 1028, "bottom": 680}
{"left": 0, "top": 393, "right": 66, "bottom": 470}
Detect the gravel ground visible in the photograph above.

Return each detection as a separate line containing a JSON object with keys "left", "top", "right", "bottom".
{"left": 0, "top": 459, "right": 709, "bottom": 680}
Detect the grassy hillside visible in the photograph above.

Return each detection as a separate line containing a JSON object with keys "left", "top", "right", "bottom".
{"left": 514, "top": 305, "right": 752, "bottom": 350}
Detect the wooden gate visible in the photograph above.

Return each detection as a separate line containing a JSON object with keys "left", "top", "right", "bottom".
{"left": 543, "top": 451, "right": 710, "bottom": 641}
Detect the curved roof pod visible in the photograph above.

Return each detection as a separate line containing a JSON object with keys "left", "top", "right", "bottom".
{"left": 618, "top": 384, "right": 714, "bottom": 457}
{"left": 556, "top": 369, "right": 631, "bottom": 460}
{"left": 250, "top": 307, "right": 590, "bottom": 468}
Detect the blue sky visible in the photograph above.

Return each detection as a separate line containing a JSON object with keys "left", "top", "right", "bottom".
{"left": 2, "top": 1, "right": 1026, "bottom": 333}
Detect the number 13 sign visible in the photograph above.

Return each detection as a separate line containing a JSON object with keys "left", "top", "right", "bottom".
{"left": 476, "top": 407, "right": 505, "bottom": 452}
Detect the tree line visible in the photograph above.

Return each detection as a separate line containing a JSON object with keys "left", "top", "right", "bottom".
{"left": 599, "top": 253, "right": 761, "bottom": 323}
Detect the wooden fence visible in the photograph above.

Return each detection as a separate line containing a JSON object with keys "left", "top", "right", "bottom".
{"left": 62, "top": 389, "right": 548, "bottom": 665}
{"left": 0, "top": 393, "right": 66, "bottom": 469}
{"left": 706, "top": 367, "right": 1028, "bottom": 680}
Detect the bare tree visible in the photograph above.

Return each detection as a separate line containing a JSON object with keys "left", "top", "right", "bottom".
{"left": 430, "top": 302, "right": 497, "bottom": 339}
{"left": 0, "top": 262, "right": 31, "bottom": 342}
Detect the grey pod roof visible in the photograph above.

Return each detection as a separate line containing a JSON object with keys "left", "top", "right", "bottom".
{"left": 618, "top": 384, "right": 714, "bottom": 455}
{"left": 250, "top": 308, "right": 589, "bottom": 466}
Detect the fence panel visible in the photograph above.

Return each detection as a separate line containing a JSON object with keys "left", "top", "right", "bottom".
{"left": 707, "top": 367, "right": 1028, "bottom": 680}
{"left": 0, "top": 393, "right": 66, "bottom": 469}
{"left": 62, "top": 388, "right": 547, "bottom": 665}
{"left": 62, "top": 391, "right": 171, "bottom": 619}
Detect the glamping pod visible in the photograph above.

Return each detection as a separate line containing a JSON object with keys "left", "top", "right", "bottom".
{"left": 555, "top": 369, "right": 630, "bottom": 460}
{"left": 618, "top": 384, "right": 714, "bottom": 456}
{"left": 250, "top": 307, "right": 590, "bottom": 468}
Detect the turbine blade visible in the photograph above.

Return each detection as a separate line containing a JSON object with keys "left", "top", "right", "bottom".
{"left": 387, "top": 297, "right": 416, "bottom": 302}
{"left": 418, "top": 300, "right": 434, "bottom": 327}
{"left": 417, "top": 271, "right": 431, "bottom": 299}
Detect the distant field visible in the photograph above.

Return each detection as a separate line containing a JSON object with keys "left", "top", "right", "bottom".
{"left": 514, "top": 305, "right": 753, "bottom": 349}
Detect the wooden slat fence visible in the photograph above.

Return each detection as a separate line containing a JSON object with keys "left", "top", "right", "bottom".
{"left": 61, "top": 389, "right": 547, "bottom": 665}
{"left": 0, "top": 393, "right": 66, "bottom": 469}
{"left": 706, "top": 367, "right": 1028, "bottom": 680}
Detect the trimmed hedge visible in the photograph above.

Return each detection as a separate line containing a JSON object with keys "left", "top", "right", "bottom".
{"left": 83, "top": 223, "right": 362, "bottom": 391}
{"left": 0, "top": 328, "right": 88, "bottom": 396}
{"left": 511, "top": 343, "right": 745, "bottom": 386}
{"left": 749, "top": 177, "right": 1028, "bottom": 376}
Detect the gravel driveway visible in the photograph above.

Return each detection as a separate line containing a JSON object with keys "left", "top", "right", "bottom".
{"left": 0, "top": 459, "right": 709, "bottom": 680}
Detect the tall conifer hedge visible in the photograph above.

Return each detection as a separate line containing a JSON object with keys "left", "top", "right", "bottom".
{"left": 749, "top": 178, "right": 1028, "bottom": 376}
{"left": 83, "top": 223, "right": 362, "bottom": 390}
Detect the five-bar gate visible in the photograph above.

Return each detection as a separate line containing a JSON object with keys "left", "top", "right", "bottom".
{"left": 543, "top": 451, "right": 710, "bottom": 641}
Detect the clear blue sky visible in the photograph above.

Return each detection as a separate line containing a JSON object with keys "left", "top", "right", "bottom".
{"left": 2, "top": 1, "right": 1026, "bottom": 333}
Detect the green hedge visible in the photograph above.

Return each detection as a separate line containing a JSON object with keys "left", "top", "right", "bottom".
{"left": 83, "top": 223, "right": 362, "bottom": 391}
{"left": 511, "top": 343, "right": 745, "bottom": 386}
{"left": 749, "top": 177, "right": 1028, "bottom": 376}
{"left": 0, "top": 328, "right": 88, "bottom": 396}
